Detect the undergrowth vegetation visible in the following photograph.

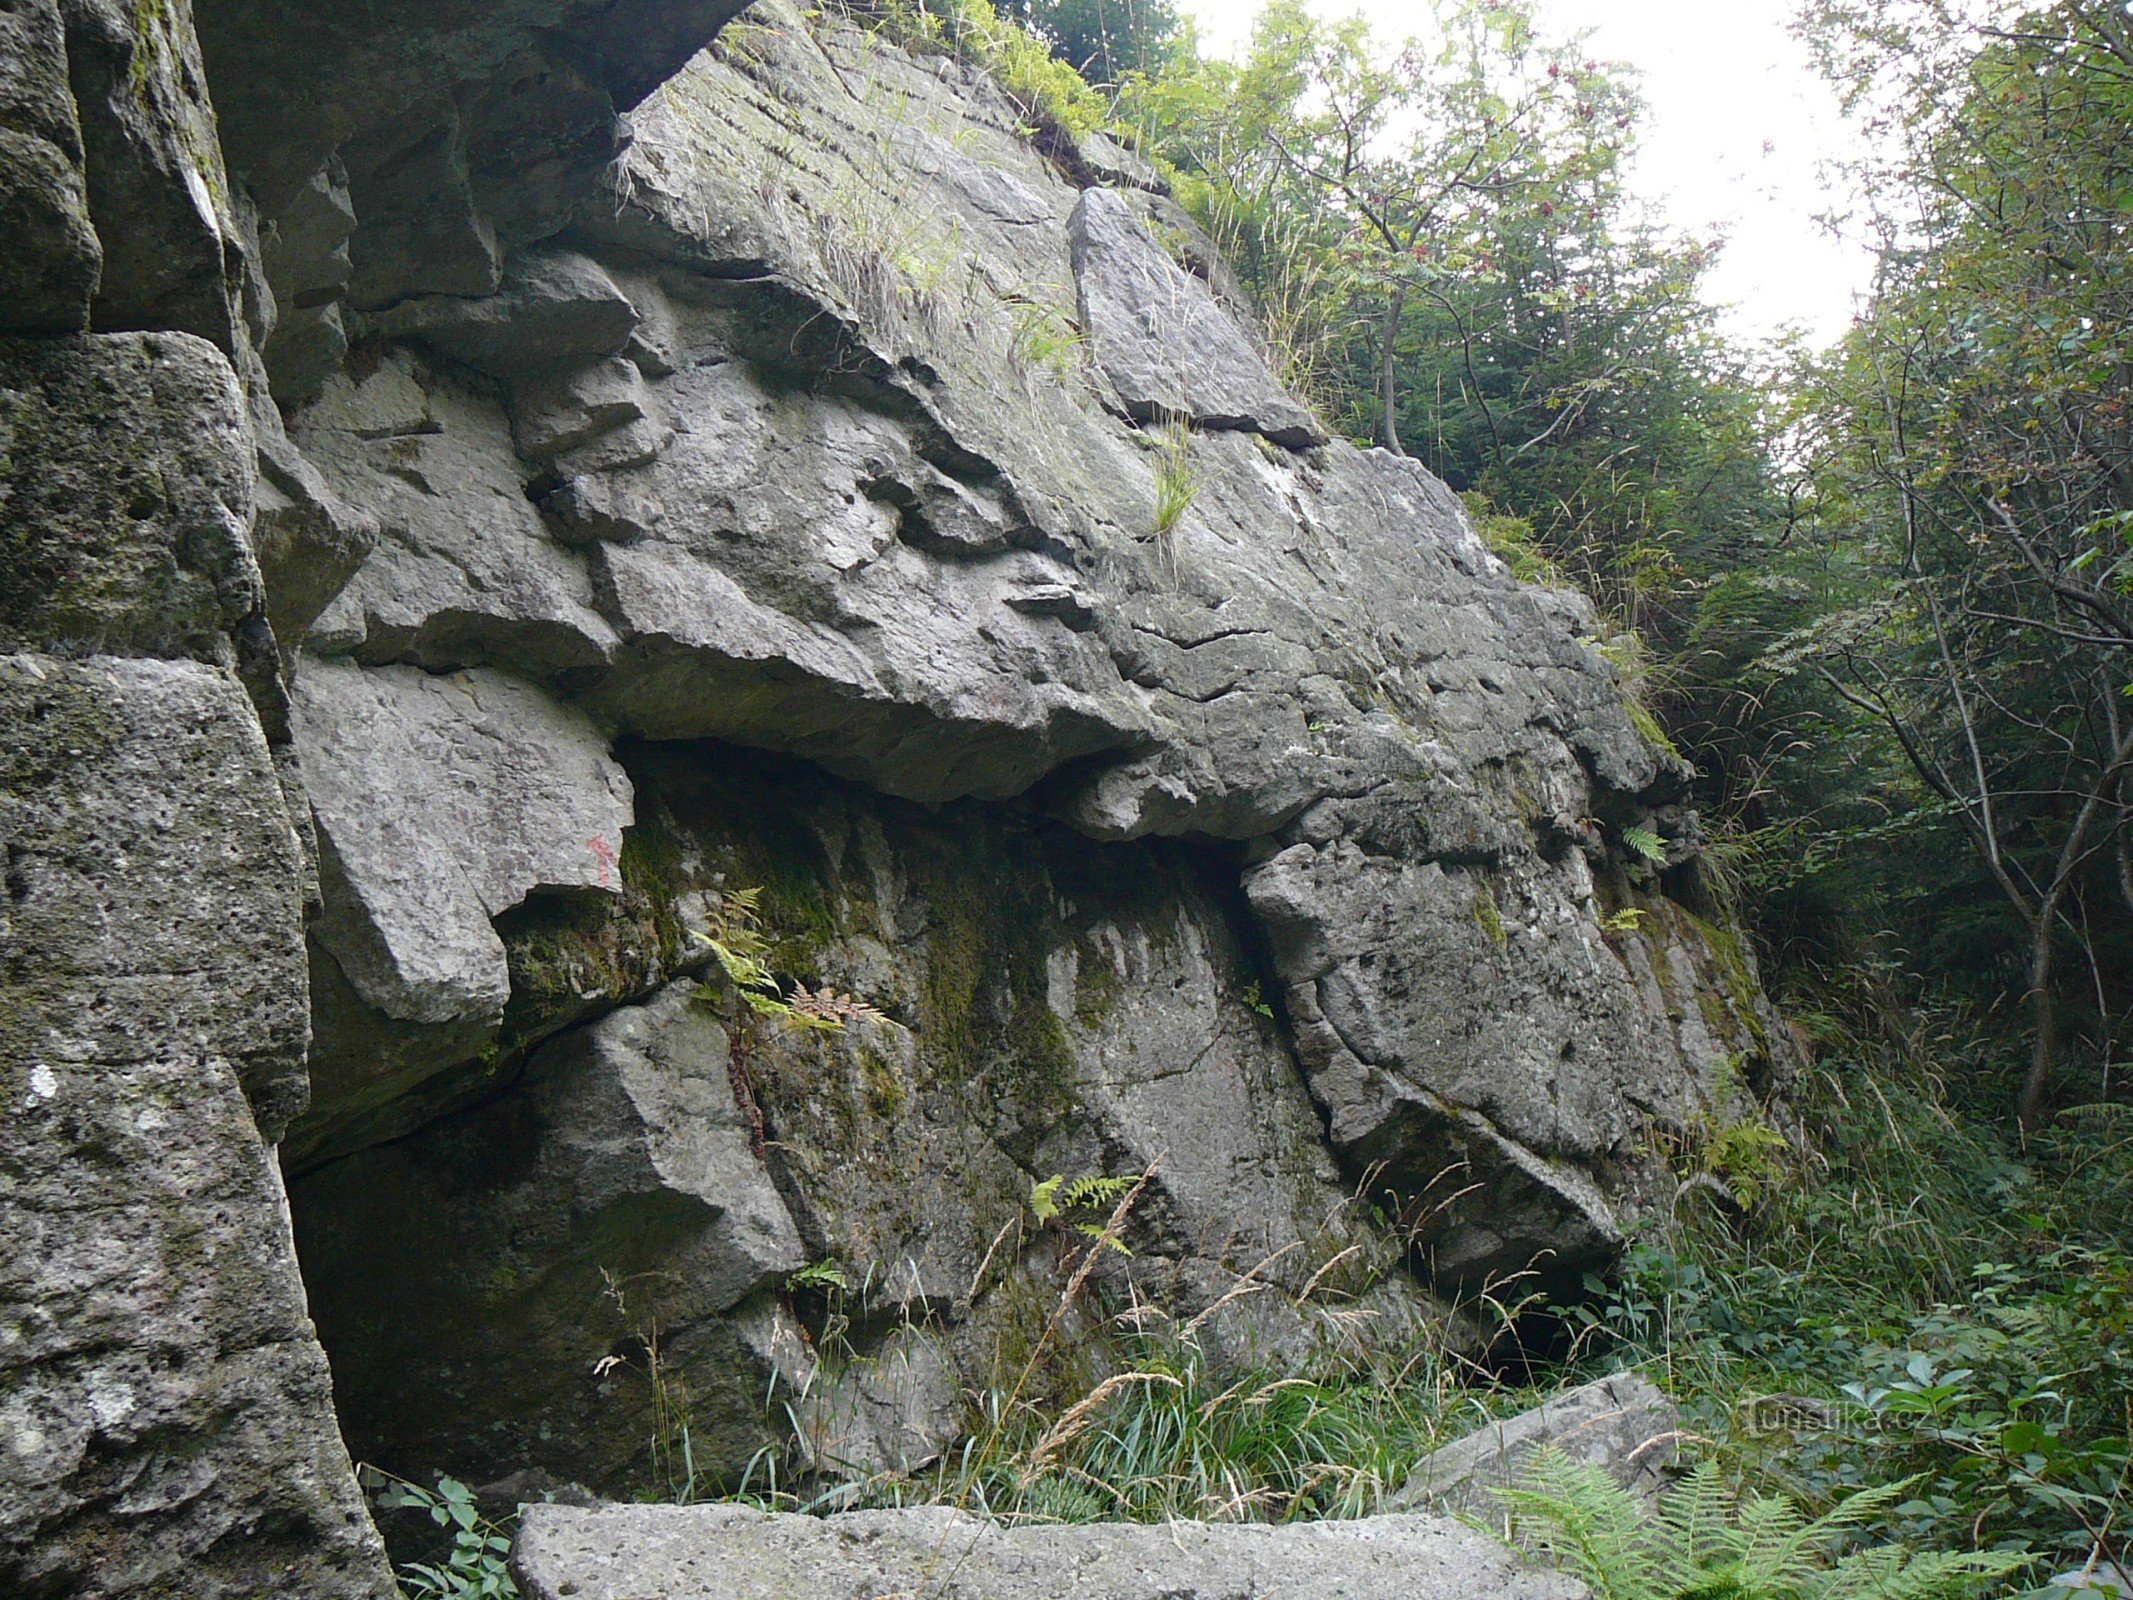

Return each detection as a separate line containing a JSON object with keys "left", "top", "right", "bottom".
{"left": 853, "top": 0, "right": 1106, "bottom": 136}
{"left": 1567, "top": 979, "right": 2133, "bottom": 1573}
{"left": 540, "top": 893, "right": 2129, "bottom": 1600}
{"left": 1499, "top": 1452, "right": 2030, "bottom": 1600}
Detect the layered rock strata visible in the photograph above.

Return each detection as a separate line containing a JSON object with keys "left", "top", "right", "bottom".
{"left": 0, "top": 0, "right": 1792, "bottom": 1585}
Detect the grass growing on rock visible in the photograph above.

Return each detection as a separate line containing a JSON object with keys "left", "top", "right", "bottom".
{"left": 750, "top": 1193, "right": 1496, "bottom": 1523}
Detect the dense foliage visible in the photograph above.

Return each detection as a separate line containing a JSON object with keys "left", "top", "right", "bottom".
{"left": 1003, "top": 0, "right": 1189, "bottom": 82}
{"left": 1777, "top": 0, "right": 2133, "bottom": 1132}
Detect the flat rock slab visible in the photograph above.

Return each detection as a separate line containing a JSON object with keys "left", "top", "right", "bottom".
{"left": 512, "top": 1503, "right": 1586, "bottom": 1600}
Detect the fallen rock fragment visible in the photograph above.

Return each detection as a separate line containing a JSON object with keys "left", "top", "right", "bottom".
{"left": 1392, "top": 1371, "right": 1680, "bottom": 1518}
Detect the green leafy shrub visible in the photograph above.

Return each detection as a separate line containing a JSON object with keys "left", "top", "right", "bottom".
{"left": 859, "top": 0, "right": 1105, "bottom": 135}
{"left": 1561, "top": 987, "right": 2133, "bottom": 1565}
{"left": 364, "top": 1471, "right": 519, "bottom": 1600}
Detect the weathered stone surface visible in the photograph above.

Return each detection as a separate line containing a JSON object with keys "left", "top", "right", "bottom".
{"left": 1062, "top": 125, "right": 1166, "bottom": 193}
{"left": 0, "top": 331, "right": 261, "bottom": 661}
{"left": 512, "top": 1503, "right": 1588, "bottom": 1600}
{"left": 280, "top": 1, "right": 1793, "bottom": 1301}
{"left": 296, "top": 350, "right": 620, "bottom": 676}
{"left": 0, "top": 0, "right": 1810, "bottom": 1576}
{"left": 509, "top": 354, "right": 651, "bottom": 461}
{"left": 0, "top": 0, "right": 100, "bottom": 335}
{"left": 0, "top": 651, "right": 309, "bottom": 1124}
{"left": 251, "top": 408, "right": 379, "bottom": 658}
{"left": 631, "top": 745, "right": 1377, "bottom": 1330}
{"left": 196, "top": 0, "right": 756, "bottom": 218}
{"left": 259, "top": 156, "right": 356, "bottom": 400}
{"left": 797, "top": 1326, "right": 960, "bottom": 1478}
{"left": 575, "top": 354, "right": 1155, "bottom": 800}
{"left": 0, "top": 653, "right": 391, "bottom": 1598}
{"left": 2051, "top": 1561, "right": 2133, "bottom": 1598}
{"left": 290, "top": 656, "right": 633, "bottom": 1128}
{"left": 1071, "top": 185, "right": 1324, "bottom": 447}
{"left": 366, "top": 248, "right": 641, "bottom": 375}
{"left": 62, "top": 0, "right": 245, "bottom": 352}
{"left": 1393, "top": 1372, "right": 1680, "bottom": 1517}
{"left": 293, "top": 982, "right": 807, "bottom": 1491}
{"left": 343, "top": 100, "right": 504, "bottom": 307}
{"left": 1244, "top": 839, "right": 1650, "bottom": 1291}
{"left": 290, "top": 744, "right": 1416, "bottom": 1494}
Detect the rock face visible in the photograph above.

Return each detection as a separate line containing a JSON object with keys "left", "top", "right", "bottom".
{"left": 291, "top": 657, "right": 634, "bottom": 1138}
{"left": 0, "top": 332, "right": 262, "bottom": 662}
{"left": 0, "top": 0, "right": 1795, "bottom": 1585}
{"left": 0, "top": 655, "right": 387, "bottom": 1598}
{"left": 509, "top": 1502, "right": 1589, "bottom": 1600}
{"left": 1393, "top": 1371, "right": 1681, "bottom": 1518}
{"left": 0, "top": 0, "right": 100, "bottom": 335}
{"left": 293, "top": 745, "right": 1404, "bottom": 1493}
{"left": 294, "top": 983, "right": 807, "bottom": 1490}
{"left": 1070, "top": 185, "right": 1324, "bottom": 447}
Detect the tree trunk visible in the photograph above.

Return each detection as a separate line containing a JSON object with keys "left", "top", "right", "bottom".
{"left": 1376, "top": 284, "right": 1405, "bottom": 454}
{"left": 2019, "top": 901, "right": 2060, "bottom": 1138}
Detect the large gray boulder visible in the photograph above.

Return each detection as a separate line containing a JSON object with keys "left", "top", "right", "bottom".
{"left": 290, "top": 656, "right": 634, "bottom": 1130}
{"left": 297, "top": 352, "right": 620, "bottom": 678}
{"left": 1393, "top": 1372, "right": 1681, "bottom": 1518}
{"left": 283, "top": 0, "right": 1791, "bottom": 1303}
{"left": 0, "top": 0, "right": 1803, "bottom": 1586}
{"left": 510, "top": 1502, "right": 1588, "bottom": 1600}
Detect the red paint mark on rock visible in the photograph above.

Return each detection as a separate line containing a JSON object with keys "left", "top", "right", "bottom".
{"left": 588, "top": 835, "right": 617, "bottom": 888}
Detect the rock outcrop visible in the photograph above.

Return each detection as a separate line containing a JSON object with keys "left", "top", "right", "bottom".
{"left": 0, "top": 320, "right": 387, "bottom": 1599}
{"left": 0, "top": 0, "right": 1794, "bottom": 1586}
{"left": 509, "top": 1502, "right": 1589, "bottom": 1600}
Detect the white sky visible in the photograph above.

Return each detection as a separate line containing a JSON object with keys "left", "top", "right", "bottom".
{"left": 1178, "top": 0, "right": 1876, "bottom": 347}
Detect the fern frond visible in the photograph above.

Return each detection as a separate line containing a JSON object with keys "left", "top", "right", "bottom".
{"left": 1655, "top": 1460, "right": 1736, "bottom": 1575}
{"left": 1732, "top": 1488, "right": 1819, "bottom": 1593}
{"left": 1493, "top": 1447, "right": 1659, "bottom": 1600}
{"left": 1063, "top": 1174, "right": 1137, "bottom": 1209}
{"left": 786, "top": 983, "right": 892, "bottom": 1030}
{"left": 1496, "top": 1449, "right": 2015, "bottom": 1600}
{"left": 1622, "top": 825, "right": 1668, "bottom": 863}
{"left": 2056, "top": 1101, "right": 2133, "bottom": 1123}
{"left": 1821, "top": 1543, "right": 2031, "bottom": 1600}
